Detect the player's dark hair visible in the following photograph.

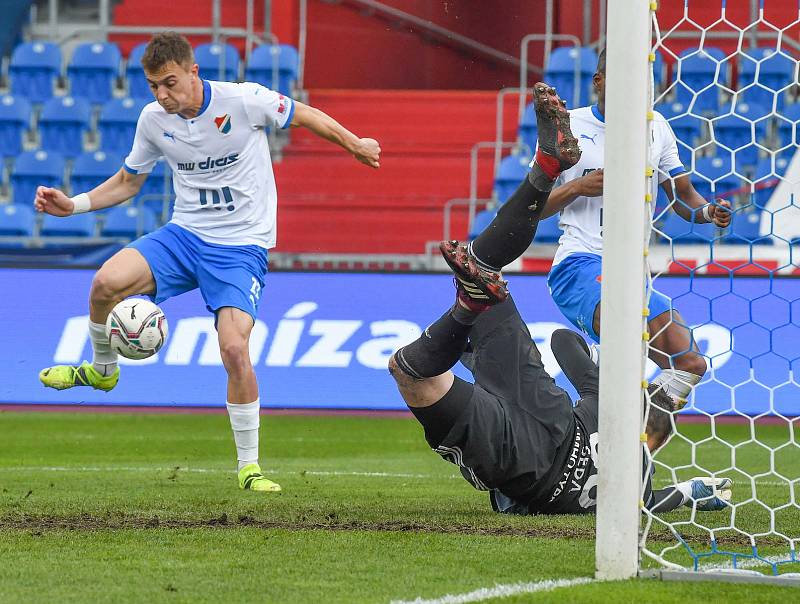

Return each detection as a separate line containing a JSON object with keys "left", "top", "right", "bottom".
{"left": 141, "top": 32, "right": 194, "bottom": 73}
{"left": 596, "top": 48, "right": 606, "bottom": 74}
{"left": 645, "top": 384, "right": 674, "bottom": 443}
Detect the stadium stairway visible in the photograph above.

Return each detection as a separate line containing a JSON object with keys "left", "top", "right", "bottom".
{"left": 275, "top": 90, "right": 519, "bottom": 254}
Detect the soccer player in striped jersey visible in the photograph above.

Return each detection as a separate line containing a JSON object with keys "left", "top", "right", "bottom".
{"left": 35, "top": 32, "right": 381, "bottom": 492}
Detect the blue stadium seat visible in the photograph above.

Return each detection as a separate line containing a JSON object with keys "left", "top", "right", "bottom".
{"left": 11, "top": 150, "right": 65, "bottom": 206}
{"left": 711, "top": 102, "right": 770, "bottom": 167}
{"left": 0, "top": 94, "right": 31, "bottom": 159}
{"left": 659, "top": 209, "right": 717, "bottom": 243}
{"left": 468, "top": 208, "right": 496, "bottom": 240}
{"left": 692, "top": 155, "right": 742, "bottom": 201}
{"left": 71, "top": 151, "right": 125, "bottom": 201}
{"left": 774, "top": 103, "right": 800, "bottom": 151}
{"left": 126, "top": 42, "right": 150, "bottom": 99}
{"left": 40, "top": 212, "right": 96, "bottom": 238}
{"left": 101, "top": 205, "right": 157, "bottom": 238}
{"left": 665, "top": 110, "right": 705, "bottom": 166}
{"left": 98, "top": 97, "right": 148, "bottom": 154}
{"left": 544, "top": 46, "right": 598, "bottom": 108}
{"left": 653, "top": 49, "right": 665, "bottom": 91}
{"left": 752, "top": 156, "right": 790, "bottom": 209}
{"left": 9, "top": 41, "right": 61, "bottom": 103}
{"left": 517, "top": 103, "right": 537, "bottom": 156}
{"left": 136, "top": 160, "right": 172, "bottom": 216}
{"left": 722, "top": 207, "right": 772, "bottom": 245}
{"left": 245, "top": 44, "right": 299, "bottom": 96}
{"left": 195, "top": 43, "right": 240, "bottom": 82}
{"left": 674, "top": 47, "right": 726, "bottom": 114}
{"left": 737, "top": 48, "right": 795, "bottom": 110}
{"left": 0, "top": 204, "right": 36, "bottom": 236}
{"left": 493, "top": 154, "right": 530, "bottom": 203}
{"left": 39, "top": 96, "right": 91, "bottom": 158}
{"left": 67, "top": 42, "right": 122, "bottom": 105}
{"left": 534, "top": 213, "right": 562, "bottom": 243}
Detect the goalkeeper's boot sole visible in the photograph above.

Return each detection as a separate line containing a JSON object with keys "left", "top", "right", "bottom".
{"left": 238, "top": 463, "right": 282, "bottom": 493}
{"left": 39, "top": 361, "right": 119, "bottom": 392}
{"left": 690, "top": 476, "right": 733, "bottom": 511}
{"left": 439, "top": 240, "right": 508, "bottom": 307}
{"left": 532, "top": 82, "right": 581, "bottom": 172}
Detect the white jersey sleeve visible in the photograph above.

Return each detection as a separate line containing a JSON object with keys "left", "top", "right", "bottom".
{"left": 124, "top": 107, "right": 161, "bottom": 175}
{"left": 239, "top": 82, "right": 295, "bottom": 131}
{"left": 654, "top": 114, "right": 687, "bottom": 184}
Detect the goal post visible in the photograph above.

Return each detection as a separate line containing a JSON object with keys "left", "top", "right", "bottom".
{"left": 599, "top": 0, "right": 800, "bottom": 584}
{"left": 595, "top": 0, "right": 654, "bottom": 581}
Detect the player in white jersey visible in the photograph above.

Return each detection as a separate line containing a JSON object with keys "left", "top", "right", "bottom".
{"left": 35, "top": 32, "right": 381, "bottom": 492}
{"left": 540, "top": 48, "right": 731, "bottom": 407}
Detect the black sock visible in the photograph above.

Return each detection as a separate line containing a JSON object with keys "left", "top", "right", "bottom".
{"left": 470, "top": 166, "right": 553, "bottom": 271}
{"left": 394, "top": 308, "right": 473, "bottom": 378}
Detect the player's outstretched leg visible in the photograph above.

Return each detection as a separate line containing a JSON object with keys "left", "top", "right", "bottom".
{"left": 439, "top": 240, "right": 509, "bottom": 305}
{"left": 467, "top": 82, "right": 580, "bottom": 273}
{"left": 39, "top": 361, "right": 119, "bottom": 392}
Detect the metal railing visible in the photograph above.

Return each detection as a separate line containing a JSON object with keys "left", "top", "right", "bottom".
{"left": 519, "top": 33, "right": 582, "bottom": 123}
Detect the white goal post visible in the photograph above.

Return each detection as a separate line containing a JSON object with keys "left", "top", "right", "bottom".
{"left": 595, "top": 0, "right": 653, "bottom": 581}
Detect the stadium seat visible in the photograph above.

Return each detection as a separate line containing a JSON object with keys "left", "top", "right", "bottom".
{"left": 67, "top": 42, "right": 122, "bottom": 105}
{"left": 665, "top": 110, "right": 705, "bottom": 166}
{"left": 692, "top": 155, "right": 742, "bottom": 202}
{"left": 517, "top": 103, "right": 537, "bottom": 156}
{"left": 711, "top": 102, "right": 770, "bottom": 167}
{"left": 544, "top": 46, "right": 598, "bottom": 108}
{"left": 752, "top": 156, "right": 790, "bottom": 209}
{"left": 774, "top": 102, "right": 800, "bottom": 151}
{"left": 126, "top": 42, "right": 150, "bottom": 99}
{"left": 195, "top": 43, "right": 240, "bottom": 82}
{"left": 101, "top": 205, "right": 157, "bottom": 238}
{"left": 245, "top": 44, "right": 299, "bottom": 96}
{"left": 0, "top": 94, "right": 31, "bottom": 159}
{"left": 674, "top": 47, "right": 726, "bottom": 115}
{"left": 468, "top": 208, "right": 497, "bottom": 240}
{"left": 737, "top": 48, "right": 795, "bottom": 110}
{"left": 11, "top": 150, "right": 65, "bottom": 206}
{"left": 659, "top": 208, "right": 717, "bottom": 243}
{"left": 652, "top": 49, "right": 665, "bottom": 92}
{"left": 98, "top": 97, "right": 148, "bottom": 155}
{"left": 722, "top": 207, "right": 772, "bottom": 245}
{"left": 493, "top": 154, "right": 530, "bottom": 203}
{"left": 0, "top": 204, "right": 36, "bottom": 237}
{"left": 39, "top": 96, "right": 91, "bottom": 158}
{"left": 534, "top": 212, "right": 562, "bottom": 243}
{"left": 9, "top": 41, "right": 61, "bottom": 103}
{"left": 71, "top": 151, "right": 125, "bottom": 201}
{"left": 40, "top": 212, "right": 96, "bottom": 238}
{"left": 136, "top": 160, "right": 172, "bottom": 216}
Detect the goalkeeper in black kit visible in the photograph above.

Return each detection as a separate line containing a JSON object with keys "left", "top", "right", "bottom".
{"left": 388, "top": 84, "right": 732, "bottom": 515}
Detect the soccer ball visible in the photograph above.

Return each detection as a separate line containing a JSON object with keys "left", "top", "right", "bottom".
{"left": 105, "top": 298, "right": 169, "bottom": 360}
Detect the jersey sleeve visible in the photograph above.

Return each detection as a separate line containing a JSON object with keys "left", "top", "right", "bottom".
{"left": 656, "top": 119, "right": 687, "bottom": 184}
{"left": 240, "top": 82, "right": 295, "bottom": 130}
{"left": 123, "top": 110, "right": 161, "bottom": 175}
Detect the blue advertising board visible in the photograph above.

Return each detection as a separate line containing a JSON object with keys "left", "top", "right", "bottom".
{"left": 1, "top": 268, "right": 798, "bottom": 415}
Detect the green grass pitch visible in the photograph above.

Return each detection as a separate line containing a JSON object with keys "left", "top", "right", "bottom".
{"left": 1, "top": 411, "right": 798, "bottom": 603}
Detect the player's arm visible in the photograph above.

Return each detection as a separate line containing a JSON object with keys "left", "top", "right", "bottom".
{"left": 34, "top": 169, "right": 148, "bottom": 217}
{"left": 661, "top": 174, "right": 732, "bottom": 227}
{"left": 290, "top": 101, "right": 381, "bottom": 168}
{"left": 539, "top": 169, "right": 604, "bottom": 219}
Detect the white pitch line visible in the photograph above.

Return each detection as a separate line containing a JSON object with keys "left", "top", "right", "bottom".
{"left": 699, "top": 553, "right": 796, "bottom": 572}
{"left": 389, "top": 577, "right": 595, "bottom": 604}
{"left": 0, "top": 466, "right": 459, "bottom": 480}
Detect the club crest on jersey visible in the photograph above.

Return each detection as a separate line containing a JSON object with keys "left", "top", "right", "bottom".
{"left": 214, "top": 114, "right": 232, "bottom": 135}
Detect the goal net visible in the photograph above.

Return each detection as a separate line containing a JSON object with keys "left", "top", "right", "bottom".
{"left": 620, "top": 0, "right": 800, "bottom": 581}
